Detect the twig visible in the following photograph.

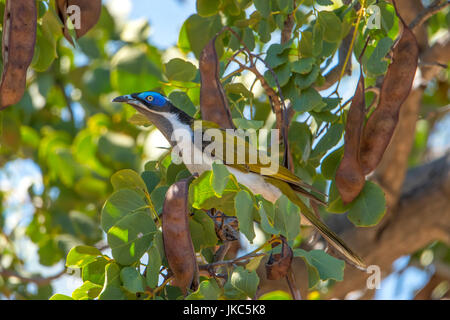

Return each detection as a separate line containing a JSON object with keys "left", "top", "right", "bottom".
{"left": 315, "top": 30, "right": 354, "bottom": 91}
{"left": 286, "top": 269, "right": 302, "bottom": 300}
{"left": 55, "top": 81, "right": 75, "bottom": 128}
{"left": 409, "top": 0, "right": 450, "bottom": 30}
{"left": 0, "top": 268, "right": 67, "bottom": 286}
{"left": 198, "top": 253, "right": 266, "bottom": 270}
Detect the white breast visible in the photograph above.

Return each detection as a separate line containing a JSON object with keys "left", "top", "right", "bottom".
{"left": 168, "top": 117, "right": 282, "bottom": 204}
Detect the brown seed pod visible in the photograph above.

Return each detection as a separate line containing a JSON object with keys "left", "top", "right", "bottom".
{"left": 56, "top": 0, "right": 102, "bottom": 44}
{"left": 265, "top": 237, "right": 293, "bottom": 281}
{"left": 162, "top": 178, "right": 199, "bottom": 294}
{"left": 213, "top": 212, "right": 240, "bottom": 242}
{"left": 0, "top": 0, "right": 37, "bottom": 109}
{"left": 199, "top": 36, "right": 235, "bottom": 129}
{"left": 359, "top": 8, "right": 419, "bottom": 174}
{"left": 335, "top": 70, "right": 366, "bottom": 204}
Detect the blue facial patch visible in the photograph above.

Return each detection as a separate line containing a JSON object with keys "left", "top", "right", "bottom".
{"left": 137, "top": 91, "right": 167, "bottom": 107}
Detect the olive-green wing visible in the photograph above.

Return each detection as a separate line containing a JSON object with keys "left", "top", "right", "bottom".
{"left": 197, "top": 121, "right": 326, "bottom": 203}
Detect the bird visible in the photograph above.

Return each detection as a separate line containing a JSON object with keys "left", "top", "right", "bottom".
{"left": 113, "top": 91, "right": 365, "bottom": 269}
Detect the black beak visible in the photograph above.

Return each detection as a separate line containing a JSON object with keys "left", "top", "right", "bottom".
{"left": 112, "top": 95, "right": 132, "bottom": 103}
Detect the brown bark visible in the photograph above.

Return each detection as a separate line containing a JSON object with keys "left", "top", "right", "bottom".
{"left": 256, "top": 1, "right": 450, "bottom": 298}
{"left": 257, "top": 153, "right": 450, "bottom": 299}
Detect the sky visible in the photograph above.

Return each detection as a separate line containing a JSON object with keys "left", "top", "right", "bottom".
{"left": 0, "top": 0, "right": 438, "bottom": 299}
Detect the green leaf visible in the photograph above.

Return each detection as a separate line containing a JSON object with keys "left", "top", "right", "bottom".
{"left": 72, "top": 281, "right": 103, "bottom": 300}
{"left": 211, "top": 162, "right": 231, "bottom": 197}
{"left": 225, "top": 83, "right": 254, "bottom": 99}
{"left": 184, "top": 14, "right": 223, "bottom": 59}
{"left": 312, "top": 22, "right": 323, "bottom": 56}
{"left": 291, "top": 58, "right": 315, "bottom": 74}
{"left": 321, "top": 147, "right": 344, "bottom": 179}
{"left": 277, "top": 0, "right": 294, "bottom": 14}
{"left": 189, "top": 211, "right": 218, "bottom": 251}
{"left": 293, "top": 87, "right": 323, "bottom": 113}
{"left": 107, "top": 211, "right": 157, "bottom": 265}
{"left": 299, "top": 31, "right": 313, "bottom": 57}
{"left": 366, "top": 37, "right": 394, "bottom": 76}
{"left": 197, "top": 0, "right": 222, "bottom": 17}
{"left": 169, "top": 91, "right": 197, "bottom": 117}
{"left": 101, "top": 189, "right": 148, "bottom": 233}
{"left": 326, "top": 181, "right": 351, "bottom": 214}
{"left": 265, "top": 63, "right": 291, "bottom": 87}
{"left": 259, "top": 290, "right": 292, "bottom": 300}
{"left": 146, "top": 245, "right": 162, "bottom": 288}
{"left": 258, "top": 199, "right": 279, "bottom": 235}
{"left": 245, "top": 255, "right": 264, "bottom": 271}
{"left": 257, "top": 19, "right": 271, "bottom": 43}
{"left": 66, "top": 245, "right": 102, "bottom": 268}
{"left": 243, "top": 27, "right": 256, "bottom": 51}
{"left": 317, "top": 11, "right": 342, "bottom": 42}
{"left": 99, "top": 263, "right": 126, "bottom": 300}
{"left": 234, "top": 190, "right": 256, "bottom": 242}
{"left": 289, "top": 121, "right": 312, "bottom": 164}
{"left": 120, "top": 267, "right": 145, "bottom": 293}
{"left": 232, "top": 118, "right": 264, "bottom": 130}
{"left": 347, "top": 181, "right": 386, "bottom": 227}
{"left": 274, "top": 195, "right": 300, "bottom": 240}
{"left": 31, "top": 11, "right": 60, "bottom": 72}
{"left": 230, "top": 266, "right": 259, "bottom": 298}
{"left": 150, "top": 186, "right": 169, "bottom": 214}
{"left": 317, "top": 0, "right": 333, "bottom": 5}
{"left": 310, "top": 123, "right": 344, "bottom": 159}
{"left": 379, "top": 3, "right": 395, "bottom": 33}
{"left": 294, "top": 64, "right": 320, "bottom": 89}
{"left": 165, "top": 58, "right": 198, "bottom": 82}
{"left": 111, "top": 169, "right": 147, "bottom": 193}
{"left": 141, "top": 171, "right": 161, "bottom": 194}
{"left": 186, "top": 279, "right": 222, "bottom": 300}
{"left": 254, "top": 0, "right": 272, "bottom": 18}
{"left": 266, "top": 43, "right": 290, "bottom": 68}
{"left": 190, "top": 171, "right": 241, "bottom": 215}
{"left": 294, "top": 249, "right": 345, "bottom": 286}
{"left": 49, "top": 294, "right": 74, "bottom": 300}
{"left": 82, "top": 257, "right": 108, "bottom": 286}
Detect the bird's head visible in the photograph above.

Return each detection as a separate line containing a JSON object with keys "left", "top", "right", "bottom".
{"left": 112, "top": 91, "right": 193, "bottom": 143}
{"left": 113, "top": 91, "right": 170, "bottom": 112}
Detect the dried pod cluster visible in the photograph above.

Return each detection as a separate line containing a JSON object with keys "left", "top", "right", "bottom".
{"left": 336, "top": 7, "right": 419, "bottom": 203}
{"left": 0, "top": 0, "right": 37, "bottom": 109}
{"left": 213, "top": 212, "right": 240, "bottom": 242}
{"left": 199, "top": 35, "right": 235, "bottom": 129}
{"left": 56, "top": 0, "right": 102, "bottom": 44}
{"left": 0, "top": 0, "right": 101, "bottom": 109}
{"left": 265, "top": 237, "right": 293, "bottom": 280}
{"left": 161, "top": 178, "right": 199, "bottom": 294}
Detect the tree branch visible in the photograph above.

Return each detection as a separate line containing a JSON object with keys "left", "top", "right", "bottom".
{"left": 409, "top": 0, "right": 450, "bottom": 30}
{"left": 0, "top": 268, "right": 67, "bottom": 286}
{"left": 256, "top": 153, "right": 450, "bottom": 298}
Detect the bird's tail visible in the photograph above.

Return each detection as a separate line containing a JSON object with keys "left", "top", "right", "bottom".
{"left": 292, "top": 195, "right": 366, "bottom": 269}
{"left": 265, "top": 176, "right": 365, "bottom": 269}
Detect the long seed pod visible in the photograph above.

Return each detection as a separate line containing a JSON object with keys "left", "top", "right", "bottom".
{"left": 0, "top": 0, "right": 37, "bottom": 109}
{"left": 162, "top": 178, "right": 199, "bottom": 294}
{"left": 199, "top": 36, "right": 235, "bottom": 129}
{"left": 335, "top": 69, "right": 366, "bottom": 203}
{"left": 265, "top": 237, "right": 293, "bottom": 280}
{"left": 56, "top": 0, "right": 102, "bottom": 44}
{"left": 359, "top": 6, "right": 419, "bottom": 174}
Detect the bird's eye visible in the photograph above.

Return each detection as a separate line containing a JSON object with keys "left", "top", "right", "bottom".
{"left": 146, "top": 96, "right": 154, "bottom": 102}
